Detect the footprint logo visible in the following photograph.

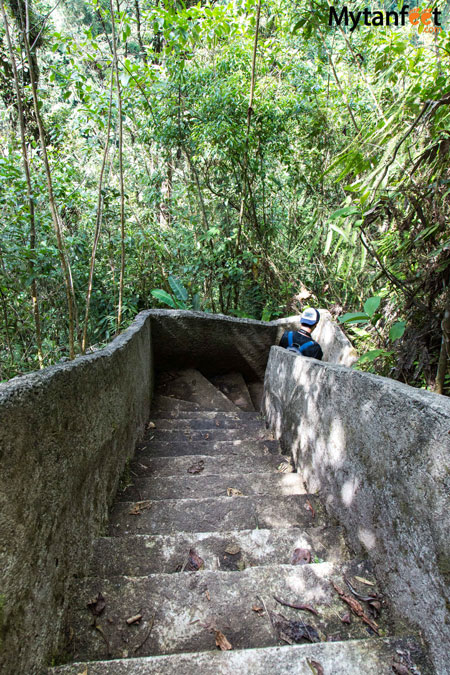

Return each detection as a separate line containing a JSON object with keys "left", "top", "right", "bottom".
{"left": 409, "top": 7, "right": 420, "bottom": 25}
{"left": 420, "top": 8, "right": 432, "bottom": 24}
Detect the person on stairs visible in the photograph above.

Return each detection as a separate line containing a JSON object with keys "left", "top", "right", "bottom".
{"left": 279, "top": 308, "right": 323, "bottom": 360}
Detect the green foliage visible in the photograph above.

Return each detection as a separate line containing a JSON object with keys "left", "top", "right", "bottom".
{"left": 0, "top": 0, "right": 448, "bottom": 392}
{"left": 151, "top": 275, "right": 201, "bottom": 311}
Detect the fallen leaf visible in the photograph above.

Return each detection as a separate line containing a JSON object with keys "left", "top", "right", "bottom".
{"left": 269, "top": 610, "right": 320, "bottom": 643}
{"left": 224, "top": 544, "right": 241, "bottom": 555}
{"left": 203, "top": 433, "right": 210, "bottom": 439}
{"left": 340, "top": 612, "right": 351, "bottom": 624}
{"left": 277, "top": 461, "right": 293, "bottom": 473}
{"left": 344, "top": 576, "right": 381, "bottom": 602}
{"left": 273, "top": 595, "right": 319, "bottom": 616}
{"left": 354, "top": 575, "right": 375, "bottom": 586}
{"left": 392, "top": 663, "right": 411, "bottom": 675}
{"left": 129, "top": 500, "right": 152, "bottom": 515}
{"left": 147, "top": 421, "right": 156, "bottom": 429}
{"left": 332, "top": 582, "right": 379, "bottom": 634}
{"left": 133, "top": 614, "right": 155, "bottom": 653}
{"left": 205, "top": 590, "right": 211, "bottom": 601}
{"left": 307, "top": 660, "right": 324, "bottom": 675}
{"left": 93, "top": 622, "right": 110, "bottom": 653}
{"left": 227, "top": 487, "right": 243, "bottom": 496}
{"left": 185, "top": 548, "right": 204, "bottom": 571}
{"left": 292, "top": 548, "right": 312, "bottom": 565}
{"left": 252, "top": 605, "right": 264, "bottom": 614}
{"left": 187, "top": 460, "right": 205, "bottom": 474}
{"left": 87, "top": 593, "right": 106, "bottom": 617}
{"left": 126, "top": 614, "right": 142, "bottom": 625}
{"left": 215, "top": 420, "right": 221, "bottom": 427}
{"left": 369, "top": 599, "right": 381, "bottom": 616}
{"left": 214, "top": 629, "right": 232, "bottom": 651}
{"left": 304, "top": 499, "right": 315, "bottom": 518}
{"left": 77, "top": 668, "right": 88, "bottom": 675}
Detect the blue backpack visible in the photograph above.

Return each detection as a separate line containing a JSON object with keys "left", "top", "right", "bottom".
{"left": 286, "top": 331, "right": 314, "bottom": 356}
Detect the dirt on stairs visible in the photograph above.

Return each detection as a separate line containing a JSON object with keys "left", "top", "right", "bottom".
{"left": 49, "top": 370, "right": 430, "bottom": 675}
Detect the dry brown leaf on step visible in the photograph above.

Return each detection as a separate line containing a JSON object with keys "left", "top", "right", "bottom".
{"left": 277, "top": 461, "right": 293, "bottom": 473}
{"left": 340, "top": 612, "right": 351, "bottom": 624}
{"left": 126, "top": 614, "right": 142, "bottom": 625}
{"left": 147, "top": 421, "right": 156, "bottom": 429}
{"left": 203, "top": 433, "right": 210, "bottom": 439}
{"left": 307, "top": 660, "right": 324, "bottom": 675}
{"left": 214, "top": 630, "right": 232, "bottom": 651}
{"left": 224, "top": 544, "right": 241, "bottom": 555}
{"left": 292, "top": 548, "right": 312, "bottom": 565}
{"left": 129, "top": 500, "right": 152, "bottom": 515}
{"left": 187, "top": 460, "right": 205, "bottom": 474}
{"left": 205, "top": 590, "right": 211, "bottom": 601}
{"left": 392, "top": 662, "right": 411, "bottom": 675}
{"left": 269, "top": 610, "right": 320, "bottom": 643}
{"left": 332, "top": 582, "right": 379, "bottom": 634}
{"left": 87, "top": 592, "right": 106, "bottom": 617}
{"left": 354, "top": 575, "right": 375, "bottom": 586}
{"left": 252, "top": 605, "right": 264, "bottom": 615}
{"left": 273, "top": 595, "right": 319, "bottom": 616}
{"left": 184, "top": 548, "right": 204, "bottom": 571}
{"left": 215, "top": 420, "right": 221, "bottom": 427}
{"left": 304, "top": 499, "right": 316, "bottom": 518}
{"left": 227, "top": 487, "right": 243, "bottom": 496}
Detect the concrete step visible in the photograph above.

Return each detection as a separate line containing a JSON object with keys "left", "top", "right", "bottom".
{"left": 49, "top": 636, "right": 430, "bottom": 675}
{"left": 248, "top": 381, "right": 264, "bottom": 411}
{"left": 147, "top": 417, "right": 263, "bottom": 430}
{"left": 141, "top": 427, "right": 273, "bottom": 443}
{"left": 156, "top": 370, "right": 240, "bottom": 412}
{"left": 64, "top": 561, "right": 389, "bottom": 662}
{"left": 150, "top": 409, "right": 263, "bottom": 421}
{"left": 89, "top": 526, "right": 350, "bottom": 576}
{"left": 136, "top": 439, "right": 281, "bottom": 459}
{"left": 208, "top": 372, "right": 255, "bottom": 412}
{"left": 131, "top": 453, "right": 294, "bottom": 478}
{"left": 119, "top": 472, "right": 306, "bottom": 501}
{"left": 151, "top": 396, "right": 211, "bottom": 414}
{"left": 108, "top": 494, "right": 322, "bottom": 536}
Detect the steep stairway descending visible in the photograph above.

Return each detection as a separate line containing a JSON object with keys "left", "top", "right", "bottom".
{"left": 50, "top": 369, "right": 430, "bottom": 675}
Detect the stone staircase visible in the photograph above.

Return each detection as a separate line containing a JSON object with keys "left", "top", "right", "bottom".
{"left": 50, "top": 369, "right": 430, "bottom": 674}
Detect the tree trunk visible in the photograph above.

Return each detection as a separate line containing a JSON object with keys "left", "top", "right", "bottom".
{"left": 435, "top": 295, "right": 450, "bottom": 395}
{"left": 109, "top": 0, "right": 126, "bottom": 332}
{"left": 20, "top": 0, "right": 76, "bottom": 358}
{"left": 82, "top": 70, "right": 114, "bottom": 353}
{"left": 236, "top": 0, "right": 262, "bottom": 255}
{"left": 1, "top": 0, "right": 44, "bottom": 367}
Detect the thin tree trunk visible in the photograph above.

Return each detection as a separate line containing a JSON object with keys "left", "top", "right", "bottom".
{"left": 325, "top": 0, "right": 386, "bottom": 123}
{"left": 134, "top": 0, "right": 148, "bottom": 64}
{"left": 1, "top": 0, "right": 43, "bottom": 367}
{"left": 236, "top": 0, "right": 262, "bottom": 254}
{"left": 184, "top": 146, "right": 210, "bottom": 235}
{"left": 82, "top": 70, "right": 114, "bottom": 353}
{"left": 0, "top": 285, "right": 14, "bottom": 365}
{"left": 435, "top": 295, "right": 450, "bottom": 395}
{"left": 21, "top": 0, "right": 76, "bottom": 358}
{"left": 109, "top": 0, "right": 126, "bottom": 332}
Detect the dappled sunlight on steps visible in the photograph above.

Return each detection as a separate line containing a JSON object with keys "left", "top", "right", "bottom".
{"left": 49, "top": 369, "right": 430, "bottom": 674}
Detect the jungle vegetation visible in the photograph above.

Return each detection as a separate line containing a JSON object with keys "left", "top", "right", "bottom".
{"left": 0, "top": 0, "right": 449, "bottom": 393}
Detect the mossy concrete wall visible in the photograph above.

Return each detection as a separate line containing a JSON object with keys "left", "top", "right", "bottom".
{"left": 0, "top": 313, "right": 153, "bottom": 674}
{"left": 263, "top": 347, "right": 450, "bottom": 674}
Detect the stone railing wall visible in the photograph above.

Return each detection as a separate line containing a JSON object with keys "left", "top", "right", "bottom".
{"left": 263, "top": 347, "right": 450, "bottom": 674}
{"left": 0, "top": 313, "right": 153, "bottom": 674}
